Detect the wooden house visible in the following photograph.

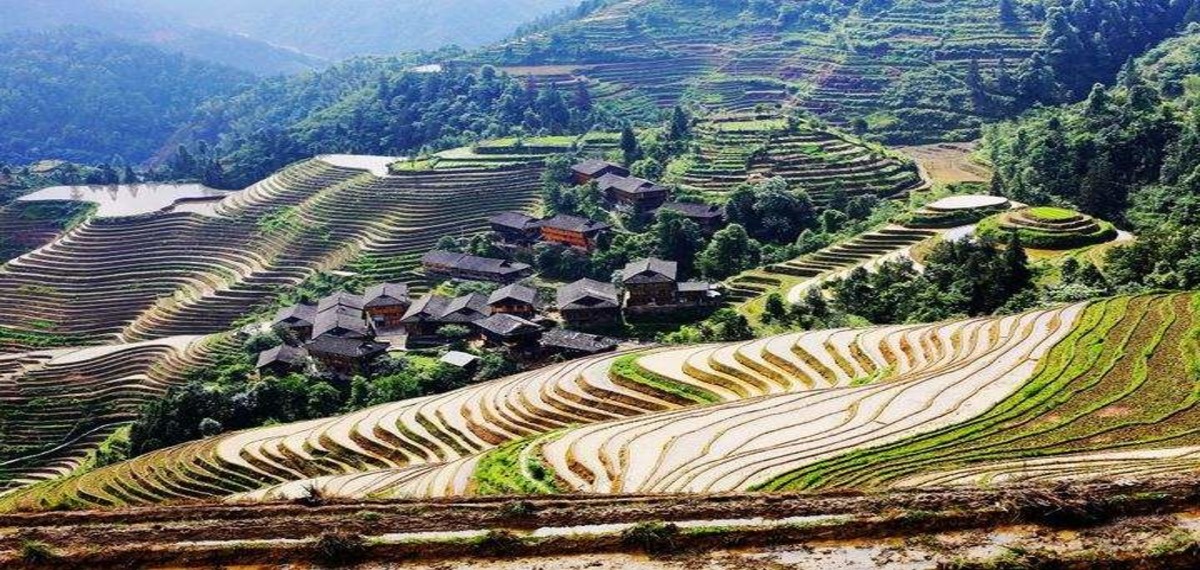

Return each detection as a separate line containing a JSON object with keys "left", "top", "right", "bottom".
{"left": 487, "top": 283, "right": 538, "bottom": 319}
{"left": 540, "top": 328, "right": 620, "bottom": 358}
{"left": 255, "top": 345, "right": 309, "bottom": 376}
{"left": 305, "top": 337, "right": 389, "bottom": 377}
{"left": 488, "top": 212, "right": 542, "bottom": 244}
{"left": 421, "top": 250, "right": 533, "bottom": 283}
{"left": 557, "top": 278, "right": 621, "bottom": 326}
{"left": 570, "top": 159, "right": 629, "bottom": 185}
{"left": 363, "top": 283, "right": 410, "bottom": 330}
{"left": 539, "top": 214, "right": 611, "bottom": 251}
{"left": 660, "top": 201, "right": 725, "bottom": 233}
{"left": 271, "top": 304, "right": 316, "bottom": 341}
{"left": 474, "top": 313, "right": 543, "bottom": 347}
{"left": 622, "top": 258, "right": 679, "bottom": 308}
{"left": 596, "top": 173, "right": 669, "bottom": 210}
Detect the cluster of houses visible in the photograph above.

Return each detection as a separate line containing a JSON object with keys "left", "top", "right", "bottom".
{"left": 259, "top": 281, "right": 623, "bottom": 378}
{"left": 557, "top": 257, "right": 721, "bottom": 325}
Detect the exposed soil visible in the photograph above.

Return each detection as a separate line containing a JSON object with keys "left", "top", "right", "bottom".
{"left": 6, "top": 476, "right": 1200, "bottom": 568}
{"left": 898, "top": 143, "right": 991, "bottom": 186}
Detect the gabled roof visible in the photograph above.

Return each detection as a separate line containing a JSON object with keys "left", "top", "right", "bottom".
{"left": 488, "top": 211, "right": 541, "bottom": 231}
{"left": 622, "top": 258, "right": 678, "bottom": 284}
{"left": 598, "top": 174, "right": 665, "bottom": 195}
{"left": 440, "top": 350, "right": 479, "bottom": 368}
{"left": 364, "top": 283, "right": 410, "bottom": 308}
{"left": 272, "top": 304, "right": 316, "bottom": 326}
{"left": 421, "top": 250, "right": 532, "bottom": 277}
{"left": 441, "top": 292, "right": 491, "bottom": 323}
{"left": 312, "top": 307, "right": 370, "bottom": 339}
{"left": 317, "top": 291, "right": 364, "bottom": 313}
{"left": 571, "top": 159, "right": 628, "bottom": 177}
{"left": 256, "top": 345, "right": 309, "bottom": 369}
{"left": 488, "top": 283, "right": 538, "bottom": 306}
{"left": 475, "top": 313, "right": 542, "bottom": 337}
{"left": 305, "top": 337, "right": 389, "bottom": 359}
{"left": 557, "top": 278, "right": 620, "bottom": 310}
{"left": 662, "top": 201, "right": 724, "bottom": 219}
{"left": 400, "top": 294, "right": 451, "bottom": 322}
{"left": 539, "top": 214, "right": 612, "bottom": 234}
{"left": 541, "top": 328, "right": 620, "bottom": 354}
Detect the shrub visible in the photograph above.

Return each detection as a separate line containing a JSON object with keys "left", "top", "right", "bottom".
{"left": 20, "top": 540, "right": 58, "bottom": 564}
{"left": 473, "top": 529, "right": 524, "bottom": 557}
{"left": 313, "top": 531, "right": 366, "bottom": 565}
{"left": 620, "top": 521, "right": 682, "bottom": 555}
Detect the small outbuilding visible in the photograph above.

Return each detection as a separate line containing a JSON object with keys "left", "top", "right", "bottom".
{"left": 256, "top": 345, "right": 310, "bottom": 376}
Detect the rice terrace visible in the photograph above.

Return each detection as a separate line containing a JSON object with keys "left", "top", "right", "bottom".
{"left": 2, "top": 0, "right": 1200, "bottom": 568}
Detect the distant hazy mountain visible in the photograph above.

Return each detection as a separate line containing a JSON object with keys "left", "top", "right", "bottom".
{"left": 0, "top": 0, "right": 325, "bottom": 75}
{"left": 0, "top": 29, "right": 253, "bottom": 164}
{"left": 115, "top": 0, "right": 581, "bottom": 59}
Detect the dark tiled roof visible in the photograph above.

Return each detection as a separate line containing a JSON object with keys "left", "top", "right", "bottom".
{"left": 571, "top": 159, "right": 627, "bottom": 177}
{"left": 256, "top": 345, "right": 309, "bottom": 369}
{"left": 557, "top": 278, "right": 620, "bottom": 309}
{"left": 622, "top": 258, "right": 678, "bottom": 284}
{"left": 364, "top": 283, "right": 410, "bottom": 308}
{"left": 400, "top": 294, "right": 451, "bottom": 322}
{"left": 539, "top": 214, "right": 612, "bottom": 234}
{"left": 488, "top": 211, "right": 541, "bottom": 231}
{"left": 488, "top": 283, "right": 538, "bottom": 306}
{"left": 441, "top": 292, "right": 491, "bottom": 323}
{"left": 272, "top": 304, "right": 316, "bottom": 326}
{"left": 317, "top": 291, "right": 364, "bottom": 313}
{"left": 475, "top": 313, "right": 542, "bottom": 336}
{"left": 599, "top": 174, "right": 665, "bottom": 195}
{"left": 306, "top": 337, "right": 389, "bottom": 359}
{"left": 662, "top": 201, "right": 723, "bottom": 219}
{"left": 421, "top": 250, "right": 532, "bottom": 277}
{"left": 541, "top": 328, "right": 620, "bottom": 353}
{"left": 312, "top": 307, "right": 370, "bottom": 338}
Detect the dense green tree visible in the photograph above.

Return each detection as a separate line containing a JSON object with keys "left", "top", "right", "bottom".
{"left": 697, "top": 224, "right": 761, "bottom": 280}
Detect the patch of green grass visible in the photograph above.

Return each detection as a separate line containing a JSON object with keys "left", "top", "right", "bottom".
{"left": 473, "top": 436, "right": 562, "bottom": 495}
{"left": 610, "top": 353, "right": 722, "bottom": 405}
{"left": 1027, "top": 206, "right": 1078, "bottom": 221}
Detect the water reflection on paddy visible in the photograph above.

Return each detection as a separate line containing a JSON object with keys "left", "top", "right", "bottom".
{"left": 18, "top": 183, "right": 231, "bottom": 218}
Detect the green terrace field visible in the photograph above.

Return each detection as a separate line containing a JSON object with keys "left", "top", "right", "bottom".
{"left": 9, "top": 293, "right": 1199, "bottom": 509}
{"left": 390, "top": 132, "right": 620, "bottom": 171}
{"left": 476, "top": 0, "right": 1044, "bottom": 142}
{"left": 667, "top": 113, "right": 925, "bottom": 201}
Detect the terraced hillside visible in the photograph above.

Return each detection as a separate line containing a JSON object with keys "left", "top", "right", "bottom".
{"left": 13, "top": 294, "right": 1196, "bottom": 509}
{"left": 0, "top": 154, "right": 547, "bottom": 354}
{"left": 482, "top": 0, "right": 1043, "bottom": 141}
{"left": 0, "top": 335, "right": 228, "bottom": 493}
{"left": 670, "top": 114, "right": 924, "bottom": 200}
{"left": 977, "top": 206, "right": 1119, "bottom": 249}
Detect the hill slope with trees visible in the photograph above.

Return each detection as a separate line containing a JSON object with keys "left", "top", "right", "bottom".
{"left": 0, "top": 29, "right": 254, "bottom": 165}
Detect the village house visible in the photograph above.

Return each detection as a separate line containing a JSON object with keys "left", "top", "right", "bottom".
{"left": 595, "top": 173, "right": 669, "bottom": 210}
{"left": 570, "top": 159, "right": 629, "bottom": 185}
{"left": 363, "top": 282, "right": 410, "bottom": 330}
{"left": 474, "top": 313, "right": 543, "bottom": 348}
{"left": 271, "top": 304, "right": 316, "bottom": 341}
{"left": 317, "top": 291, "right": 364, "bottom": 314}
{"left": 487, "top": 283, "right": 539, "bottom": 319}
{"left": 255, "top": 344, "right": 310, "bottom": 376}
{"left": 539, "top": 214, "right": 611, "bottom": 251}
{"left": 622, "top": 257, "right": 721, "bottom": 314}
{"left": 540, "top": 328, "right": 620, "bottom": 358}
{"left": 422, "top": 250, "right": 533, "bottom": 283}
{"left": 557, "top": 278, "right": 621, "bottom": 326}
{"left": 305, "top": 336, "right": 389, "bottom": 377}
{"left": 311, "top": 306, "right": 371, "bottom": 339}
{"left": 440, "top": 292, "right": 492, "bottom": 324}
{"left": 660, "top": 201, "right": 725, "bottom": 233}
{"left": 622, "top": 258, "right": 680, "bottom": 308}
{"left": 488, "top": 211, "right": 542, "bottom": 244}
{"left": 398, "top": 294, "right": 451, "bottom": 341}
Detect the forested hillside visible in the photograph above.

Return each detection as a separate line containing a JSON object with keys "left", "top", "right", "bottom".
{"left": 473, "top": 0, "right": 1200, "bottom": 142}
{"left": 986, "top": 26, "right": 1200, "bottom": 289}
{"left": 0, "top": 0, "right": 323, "bottom": 75}
{"left": 188, "top": 62, "right": 613, "bottom": 187}
{"left": 116, "top": 0, "right": 580, "bottom": 59}
{"left": 0, "top": 29, "right": 253, "bottom": 165}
